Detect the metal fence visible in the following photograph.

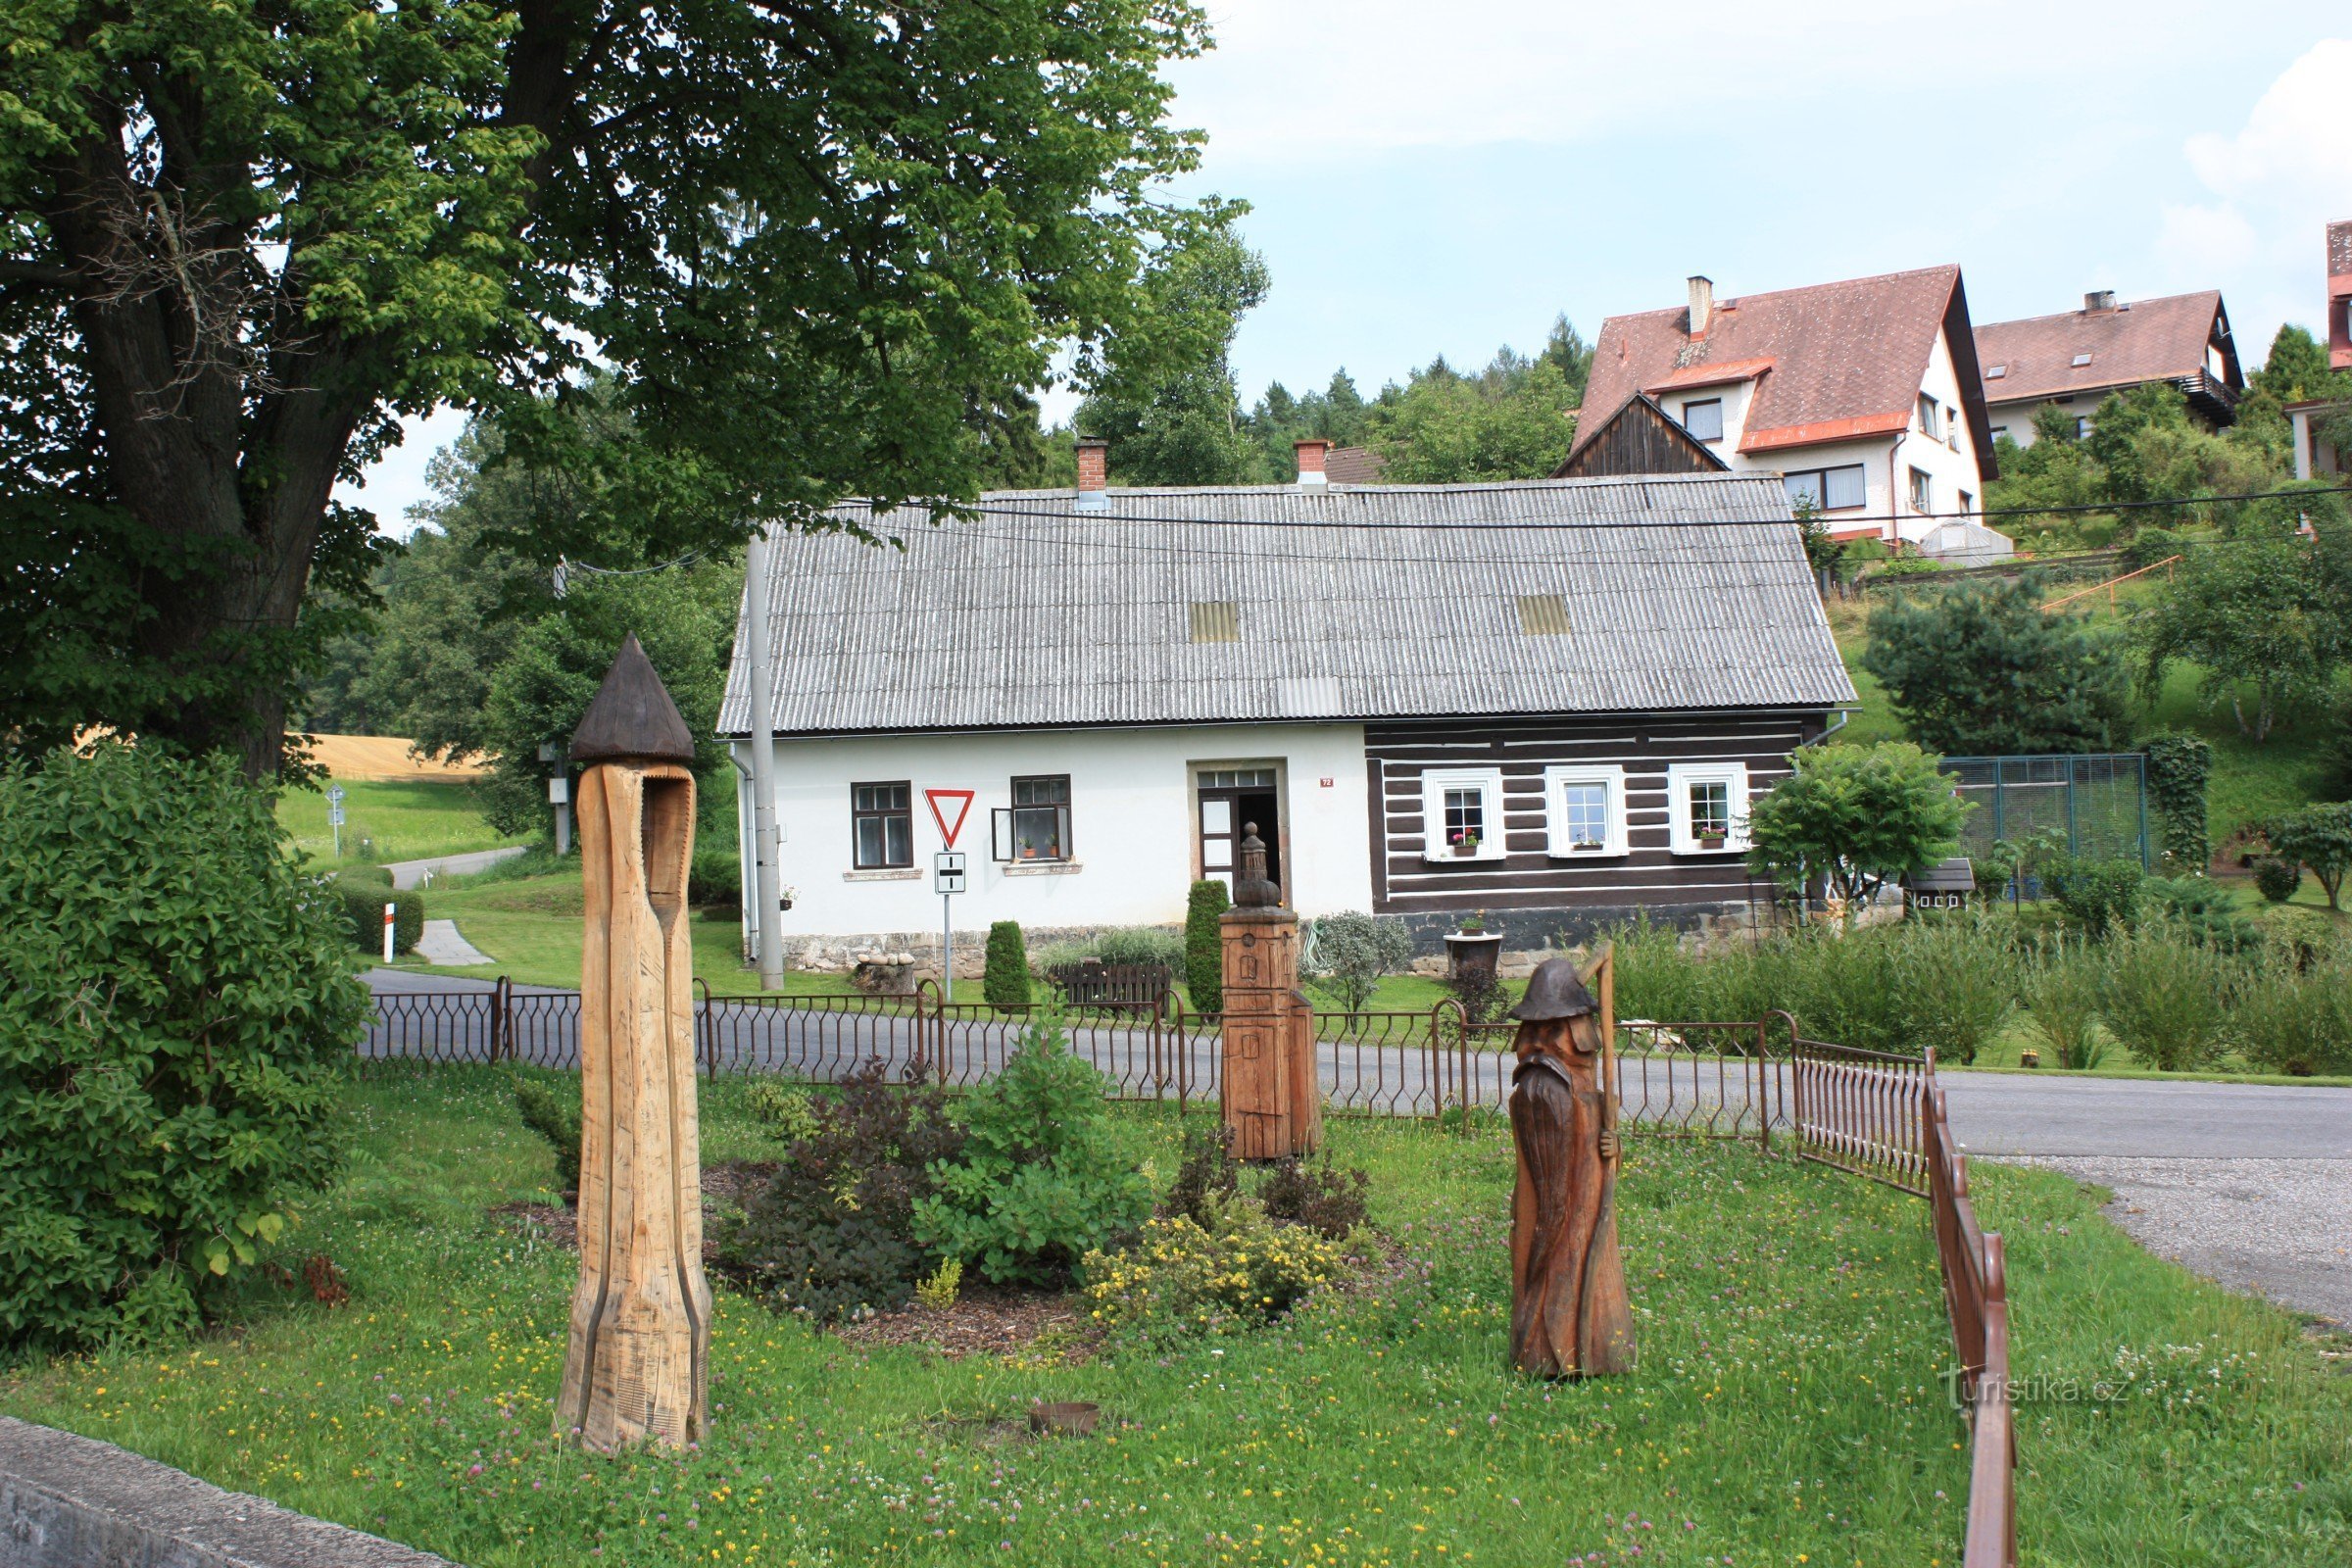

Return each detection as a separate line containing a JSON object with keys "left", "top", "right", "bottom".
{"left": 1940, "top": 752, "right": 2149, "bottom": 875}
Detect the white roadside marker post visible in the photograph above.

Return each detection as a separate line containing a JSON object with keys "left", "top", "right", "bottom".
{"left": 383, "top": 902, "right": 396, "bottom": 965}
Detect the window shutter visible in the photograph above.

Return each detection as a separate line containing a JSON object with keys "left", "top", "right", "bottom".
{"left": 990, "top": 808, "right": 1014, "bottom": 862}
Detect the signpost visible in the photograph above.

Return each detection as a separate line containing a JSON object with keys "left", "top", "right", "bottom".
{"left": 326, "top": 784, "right": 346, "bottom": 860}
{"left": 924, "top": 789, "right": 975, "bottom": 1002}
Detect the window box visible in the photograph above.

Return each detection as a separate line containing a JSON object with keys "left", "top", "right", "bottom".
{"left": 1542, "top": 763, "right": 1629, "bottom": 858}
{"left": 1420, "top": 766, "right": 1507, "bottom": 862}
{"left": 1666, "top": 761, "right": 1750, "bottom": 855}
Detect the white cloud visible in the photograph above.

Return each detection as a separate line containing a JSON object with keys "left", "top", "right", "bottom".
{"left": 2158, "top": 38, "right": 2352, "bottom": 355}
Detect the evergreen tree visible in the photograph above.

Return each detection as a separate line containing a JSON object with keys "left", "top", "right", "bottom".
{"left": 1862, "top": 580, "right": 2132, "bottom": 755}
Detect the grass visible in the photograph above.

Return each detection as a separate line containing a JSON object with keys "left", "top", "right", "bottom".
{"left": 279, "top": 778, "right": 523, "bottom": 867}
{"left": 5, "top": 1069, "right": 2346, "bottom": 1565}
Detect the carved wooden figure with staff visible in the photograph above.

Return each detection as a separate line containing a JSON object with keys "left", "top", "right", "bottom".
{"left": 555, "top": 635, "right": 711, "bottom": 1452}
{"left": 1507, "top": 957, "right": 1635, "bottom": 1377}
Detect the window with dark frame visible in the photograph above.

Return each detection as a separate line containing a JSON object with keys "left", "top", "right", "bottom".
{"left": 1009, "top": 774, "right": 1071, "bottom": 861}
{"left": 1782, "top": 465, "right": 1866, "bottom": 511}
{"left": 852, "top": 781, "right": 913, "bottom": 869}
{"left": 1917, "top": 394, "right": 1938, "bottom": 438}
{"left": 1908, "top": 466, "right": 1934, "bottom": 512}
{"left": 1682, "top": 398, "right": 1725, "bottom": 443}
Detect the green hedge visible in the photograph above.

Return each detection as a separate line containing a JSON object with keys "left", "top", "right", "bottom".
{"left": 335, "top": 876, "right": 422, "bottom": 955}
{"left": 1185, "top": 880, "right": 1229, "bottom": 1014}
{"left": 983, "top": 919, "right": 1031, "bottom": 1007}
{"left": 0, "top": 744, "right": 365, "bottom": 1349}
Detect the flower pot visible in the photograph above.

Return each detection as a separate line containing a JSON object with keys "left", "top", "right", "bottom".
{"left": 1451, "top": 841, "right": 1478, "bottom": 858}
{"left": 1695, "top": 834, "right": 1727, "bottom": 851}
{"left": 1445, "top": 931, "right": 1503, "bottom": 982}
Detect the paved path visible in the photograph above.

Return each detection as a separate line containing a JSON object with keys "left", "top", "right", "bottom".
{"left": 412, "top": 919, "right": 495, "bottom": 966}
{"left": 1939, "top": 1071, "right": 2352, "bottom": 1329}
{"left": 382, "top": 845, "right": 528, "bottom": 890}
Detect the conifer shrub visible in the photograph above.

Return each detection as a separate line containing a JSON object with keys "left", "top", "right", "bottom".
{"left": 1185, "top": 879, "right": 1230, "bottom": 1014}
{"left": 513, "top": 1075, "right": 583, "bottom": 1191}
{"left": 983, "top": 919, "right": 1031, "bottom": 1007}
{"left": 2252, "top": 858, "right": 2303, "bottom": 904}
{"left": 0, "top": 744, "right": 364, "bottom": 1349}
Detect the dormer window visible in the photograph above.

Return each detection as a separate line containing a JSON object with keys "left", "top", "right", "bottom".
{"left": 1682, "top": 398, "right": 1724, "bottom": 443}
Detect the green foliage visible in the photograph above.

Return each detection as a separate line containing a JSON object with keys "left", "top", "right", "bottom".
{"left": 2252, "top": 858, "right": 2303, "bottom": 903}
{"left": 512, "top": 1077, "right": 582, "bottom": 1192}
{"left": 1185, "top": 880, "right": 1231, "bottom": 1013}
{"left": 1368, "top": 353, "right": 1580, "bottom": 483}
{"left": 2135, "top": 499, "right": 2352, "bottom": 743}
{"left": 1080, "top": 1194, "right": 1352, "bottom": 1345}
{"left": 2141, "top": 732, "right": 2212, "bottom": 874}
{"left": 2264, "top": 803, "right": 2352, "bottom": 911}
{"left": 2099, "top": 920, "right": 2231, "bottom": 1071}
{"left": 0, "top": 745, "right": 362, "bottom": 1349}
{"left": 912, "top": 1257, "right": 963, "bottom": 1311}
{"left": 687, "top": 847, "right": 739, "bottom": 908}
{"left": 1257, "top": 1151, "right": 1371, "bottom": 1241}
{"left": 741, "top": 1078, "right": 818, "bottom": 1146}
{"left": 2022, "top": 940, "right": 2107, "bottom": 1069}
{"left": 913, "top": 1001, "right": 1152, "bottom": 1285}
{"left": 1161, "top": 1118, "right": 1241, "bottom": 1228}
{"left": 2138, "top": 877, "right": 2261, "bottom": 954}
{"left": 3, "top": 0, "right": 1216, "bottom": 768}
{"left": 984, "top": 920, "right": 1033, "bottom": 1008}
{"left": 1791, "top": 497, "right": 1846, "bottom": 583}
{"left": 2229, "top": 947, "right": 2352, "bottom": 1077}
{"left": 718, "top": 1063, "right": 967, "bottom": 1321}
{"left": 1861, "top": 582, "right": 2132, "bottom": 755}
{"left": 1886, "top": 911, "right": 2017, "bottom": 1065}
{"left": 334, "top": 878, "right": 423, "bottom": 956}
{"left": 1744, "top": 742, "right": 1971, "bottom": 918}
{"left": 1303, "top": 912, "right": 1415, "bottom": 1015}
{"left": 340, "top": 863, "right": 395, "bottom": 888}
{"left": 2038, "top": 855, "right": 2144, "bottom": 939}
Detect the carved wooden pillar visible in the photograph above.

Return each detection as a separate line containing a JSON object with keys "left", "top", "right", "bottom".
{"left": 556, "top": 635, "right": 711, "bottom": 1452}
{"left": 1219, "top": 826, "right": 1320, "bottom": 1159}
{"left": 1507, "top": 958, "right": 1635, "bottom": 1378}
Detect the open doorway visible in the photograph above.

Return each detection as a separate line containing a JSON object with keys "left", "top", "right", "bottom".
{"left": 1196, "top": 764, "right": 1281, "bottom": 900}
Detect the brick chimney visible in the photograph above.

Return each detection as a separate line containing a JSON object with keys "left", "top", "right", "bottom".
{"left": 1074, "top": 437, "right": 1107, "bottom": 512}
{"left": 1295, "top": 438, "right": 1331, "bottom": 486}
{"left": 1688, "top": 275, "right": 1714, "bottom": 336}
{"left": 2084, "top": 289, "right": 2119, "bottom": 314}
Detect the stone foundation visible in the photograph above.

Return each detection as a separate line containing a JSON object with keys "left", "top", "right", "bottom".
{"left": 761, "top": 923, "right": 1184, "bottom": 983}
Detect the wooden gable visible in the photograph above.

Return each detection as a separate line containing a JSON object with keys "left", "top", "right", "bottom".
{"left": 1552, "top": 393, "right": 1732, "bottom": 481}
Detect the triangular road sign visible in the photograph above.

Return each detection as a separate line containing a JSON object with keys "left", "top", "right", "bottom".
{"left": 925, "top": 788, "right": 976, "bottom": 848}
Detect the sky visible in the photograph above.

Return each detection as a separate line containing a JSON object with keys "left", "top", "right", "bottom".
{"left": 347, "top": 4, "right": 2352, "bottom": 533}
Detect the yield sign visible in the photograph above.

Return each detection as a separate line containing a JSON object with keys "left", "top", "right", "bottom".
{"left": 924, "top": 788, "right": 975, "bottom": 848}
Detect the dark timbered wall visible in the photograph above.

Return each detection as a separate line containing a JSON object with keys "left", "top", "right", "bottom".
{"left": 1366, "top": 709, "right": 1829, "bottom": 922}
{"left": 1553, "top": 395, "right": 1729, "bottom": 480}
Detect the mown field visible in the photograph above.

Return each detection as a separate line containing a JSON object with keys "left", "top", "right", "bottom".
{"left": 280, "top": 778, "right": 525, "bottom": 867}
{"left": 4, "top": 1068, "right": 2345, "bottom": 1566}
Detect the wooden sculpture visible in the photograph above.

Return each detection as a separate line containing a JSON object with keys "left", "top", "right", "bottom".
{"left": 555, "top": 634, "right": 711, "bottom": 1452}
{"left": 1217, "top": 826, "right": 1321, "bottom": 1159}
{"left": 1506, "top": 958, "right": 1635, "bottom": 1378}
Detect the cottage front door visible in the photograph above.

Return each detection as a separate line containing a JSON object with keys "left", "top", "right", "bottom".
{"left": 1196, "top": 766, "right": 1281, "bottom": 901}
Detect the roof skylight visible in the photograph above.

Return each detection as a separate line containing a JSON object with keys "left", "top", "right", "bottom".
{"left": 1515, "top": 595, "right": 1572, "bottom": 636}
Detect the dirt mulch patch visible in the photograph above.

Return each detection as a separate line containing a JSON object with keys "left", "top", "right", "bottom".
{"left": 835, "top": 1286, "right": 1098, "bottom": 1363}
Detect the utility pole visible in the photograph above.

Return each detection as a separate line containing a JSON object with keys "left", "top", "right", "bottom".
{"left": 742, "top": 522, "right": 786, "bottom": 991}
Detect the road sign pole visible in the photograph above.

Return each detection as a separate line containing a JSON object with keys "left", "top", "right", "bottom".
{"left": 744, "top": 523, "right": 786, "bottom": 992}
{"left": 942, "top": 891, "right": 953, "bottom": 1005}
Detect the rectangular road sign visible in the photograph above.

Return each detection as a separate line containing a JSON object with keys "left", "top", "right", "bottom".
{"left": 933, "top": 851, "right": 967, "bottom": 895}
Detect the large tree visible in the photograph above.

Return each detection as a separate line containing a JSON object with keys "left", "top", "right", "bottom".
{"left": 1, "top": 0, "right": 1213, "bottom": 776}
{"left": 1861, "top": 579, "right": 2132, "bottom": 756}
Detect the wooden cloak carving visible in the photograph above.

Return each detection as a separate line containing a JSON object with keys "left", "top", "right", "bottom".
{"left": 556, "top": 636, "right": 710, "bottom": 1451}
{"left": 1507, "top": 958, "right": 1635, "bottom": 1378}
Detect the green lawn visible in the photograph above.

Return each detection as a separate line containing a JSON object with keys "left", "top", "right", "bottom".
{"left": 280, "top": 778, "right": 524, "bottom": 867}
{"left": 5, "top": 1069, "right": 2345, "bottom": 1565}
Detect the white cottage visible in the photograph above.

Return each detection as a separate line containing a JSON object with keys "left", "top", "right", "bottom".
{"left": 717, "top": 454, "right": 1855, "bottom": 969}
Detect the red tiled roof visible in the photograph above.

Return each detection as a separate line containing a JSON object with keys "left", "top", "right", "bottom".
{"left": 1573, "top": 266, "right": 1975, "bottom": 464}
{"left": 1324, "top": 445, "right": 1387, "bottom": 485}
{"left": 1644, "top": 357, "right": 1776, "bottom": 394}
{"left": 1974, "top": 291, "right": 2232, "bottom": 406}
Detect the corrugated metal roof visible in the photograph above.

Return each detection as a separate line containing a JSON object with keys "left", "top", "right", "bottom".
{"left": 718, "top": 472, "right": 1856, "bottom": 737}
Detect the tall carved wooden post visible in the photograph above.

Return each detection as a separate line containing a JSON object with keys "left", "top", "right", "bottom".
{"left": 1218, "top": 826, "right": 1320, "bottom": 1159}
{"left": 1507, "top": 958, "right": 1635, "bottom": 1378}
{"left": 556, "top": 635, "right": 710, "bottom": 1452}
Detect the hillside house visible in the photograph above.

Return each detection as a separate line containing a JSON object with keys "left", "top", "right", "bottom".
{"left": 2331, "top": 220, "right": 2351, "bottom": 372}
{"left": 2294, "top": 221, "right": 2352, "bottom": 481}
{"left": 717, "top": 445, "right": 1854, "bottom": 966}
{"left": 1559, "top": 267, "right": 1996, "bottom": 546}
{"left": 1973, "top": 289, "right": 2243, "bottom": 449}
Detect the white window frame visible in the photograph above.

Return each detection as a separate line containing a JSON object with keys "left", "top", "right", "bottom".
{"left": 1666, "top": 761, "right": 1750, "bottom": 856}
{"left": 1420, "top": 766, "right": 1508, "bottom": 862}
{"left": 1542, "top": 764, "right": 1628, "bottom": 859}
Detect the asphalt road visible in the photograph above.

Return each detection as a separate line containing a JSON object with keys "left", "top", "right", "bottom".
{"left": 381, "top": 845, "right": 528, "bottom": 890}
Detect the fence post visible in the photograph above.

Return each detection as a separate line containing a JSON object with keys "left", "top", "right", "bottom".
{"left": 694, "top": 976, "right": 712, "bottom": 1076}
{"left": 494, "top": 975, "right": 513, "bottom": 1062}
{"left": 1754, "top": 1016, "right": 1770, "bottom": 1152}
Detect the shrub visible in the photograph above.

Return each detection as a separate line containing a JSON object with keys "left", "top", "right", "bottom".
{"left": 913, "top": 1000, "right": 1152, "bottom": 1284}
{"left": 2142, "top": 732, "right": 2211, "bottom": 875}
{"left": 335, "top": 876, "right": 422, "bottom": 955}
{"left": 914, "top": 1257, "right": 963, "bottom": 1310}
{"left": 983, "top": 919, "right": 1031, "bottom": 1008}
{"left": 1602, "top": 915, "right": 1705, "bottom": 1023}
{"left": 2140, "top": 877, "right": 2260, "bottom": 953}
{"left": 0, "top": 744, "right": 364, "bottom": 1350}
{"left": 2021, "top": 939, "right": 2106, "bottom": 1069}
{"left": 1257, "top": 1150, "right": 1371, "bottom": 1241}
{"left": 514, "top": 1075, "right": 582, "bottom": 1191}
{"left": 1303, "top": 911, "right": 1414, "bottom": 1016}
{"left": 2255, "top": 905, "right": 2339, "bottom": 969}
{"left": 2099, "top": 921, "right": 2230, "bottom": 1071}
{"left": 2040, "top": 855, "right": 2143, "bottom": 938}
{"left": 1185, "top": 880, "right": 1230, "bottom": 1013}
{"left": 2252, "top": 858, "right": 2303, "bottom": 904}
{"left": 2230, "top": 950, "right": 2352, "bottom": 1077}
{"left": 1080, "top": 1194, "right": 1351, "bottom": 1345}
{"left": 2264, "top": 803, "right": 2352, "bottom": 912}
{"left": 339, "top": 861, "right": 395, "bottom": 887}
{"left": 743, "top": 1077, "right": 818, "bottom": 1144}
{"left": 1162, "top": 1118, "right": 1241, "bottom": 1228}
{"left": 1743, "top": 742, "right": 1971, "bottom": 922}
{"left": 1886, "top": 912, "right": 2017, "bottom": 1065}
{"left": 1094, "top": 925, "right": 1185, "bottom": 969}
{"left": 687, "top": 846, "right": 738, "bottom": 907}
{"left": 717, "top": 1061, "right": 967, "bottom": 1321}
{"left": 1446, "top": 963, "right": 1509, "bottom": 1026}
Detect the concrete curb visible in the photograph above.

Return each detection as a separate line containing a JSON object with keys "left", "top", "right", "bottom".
{"left": 0, "top": 1416, "right": 459, "bottom": 1568}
